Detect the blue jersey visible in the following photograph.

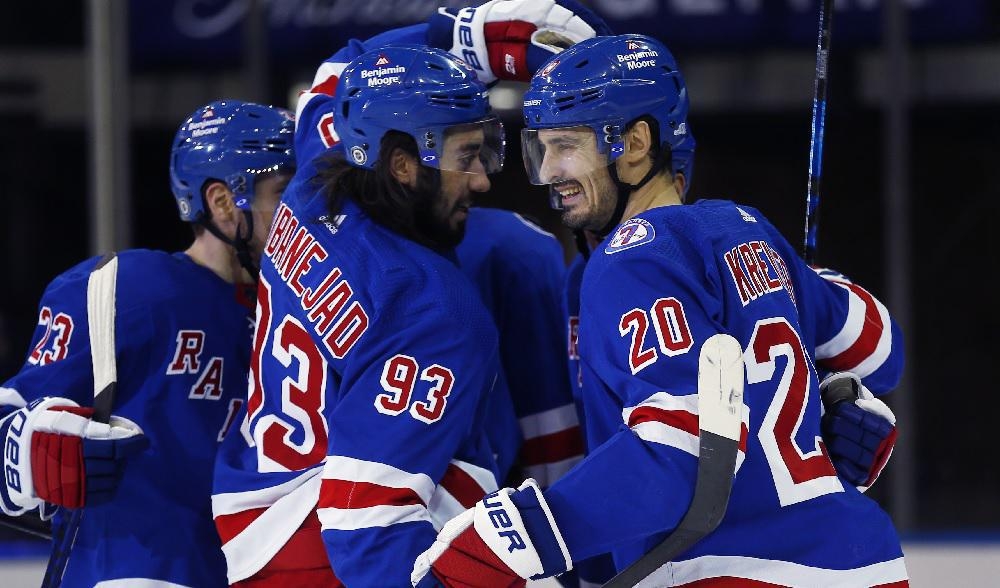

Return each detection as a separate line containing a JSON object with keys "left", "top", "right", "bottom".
{"left": 458, "top": 207, "right": 583, "bottom": 487}
{"left": 545, "top": 200, "right": 908, "bottom": 586}
{"left": 564, "top": 251, "right": 586, "bottom": 415}
{"left": 561, "top": 249, "right": 618, "bottom": 586}
{"left": 212, "top": 70, "right": 504, "bottom": 584}
{"left": 2, "top": 250, "right": 252, "bottom": 587}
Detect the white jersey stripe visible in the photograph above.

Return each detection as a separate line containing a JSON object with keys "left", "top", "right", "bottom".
{"left": 815, "top": 281, "right": 866, "bottom": 358}
{"left": 317, "top": 503, "right": 430, "bottom": 531}
{"left": 637, "top": 554, "right": 908, "bottom": 587}
{"left": 212, "top": 466, "right": 321, "bottom": 517}
{"left": 520, "top": 403, "right": 580, "bottom": 439}
{"left": 631, "top": 420, "right": 699, "bottom": 457}
{"left": 622, "top": 391, "right": 699, "bottom": 424}
{"left": 323, "top": 455, "right": 436, "bottom": 504}
{"left": 220, "top": 469, "right": 323, "bottom": 583}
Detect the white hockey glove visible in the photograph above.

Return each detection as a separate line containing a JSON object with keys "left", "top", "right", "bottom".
{"left": 426, "top": 0, "right": 612, "bottom": 83}
{"left": 412, "top": 478, "right": 572, "bottom": 587}
{"left": 0, "top": 397, "right": 148, "bottom": 515}
{"left": 820, "top": 372, "right": 898, "bottom": 492}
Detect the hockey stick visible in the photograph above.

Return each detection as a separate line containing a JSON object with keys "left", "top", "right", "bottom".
{"left": 42, "top": 251, "right": 119, "bottom": 588}
{"left": 803, "top": 0, "right": 835, "bottom": 266}
{"left": 0, "top": 511, "right": 52, "bottom": 540}
{"left": 602, "top": 334, "right": 744, "bottom": 588}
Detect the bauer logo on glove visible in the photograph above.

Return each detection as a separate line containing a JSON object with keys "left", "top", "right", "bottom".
{"left": 427, "top": 0, "right": 613, "bottom": 84}
{"left": 0, "top": 396, "right": 148, "bottom": 516}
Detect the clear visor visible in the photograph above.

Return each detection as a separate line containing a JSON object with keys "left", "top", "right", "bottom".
{"left": 232, "top": 165, "right": 295, "bottom": 213}
{"left": 521, "top": 126, "right": 615, "bottom": 186}
{"left": 418, "top": 116, "right": 505, "bottom": 175}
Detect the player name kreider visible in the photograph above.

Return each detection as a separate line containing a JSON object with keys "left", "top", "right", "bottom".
{"left": 724, "top": 239, "right": 795, "bottom": 307}
{"left": 263, "top": 202, "right": 369, "bottom": 359}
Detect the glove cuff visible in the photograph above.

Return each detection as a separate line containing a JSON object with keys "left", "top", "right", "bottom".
{"left": 473, "top": 478, "right": 571, "bottom": 579}
{"left": 424, "top": 4, "right": 499, "bottom": 82}
{"left": 0, "top": 397, "right": 78, "bottom": 516}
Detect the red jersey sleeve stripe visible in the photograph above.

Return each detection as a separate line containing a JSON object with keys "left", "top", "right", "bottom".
{"left": 628, "top": 405, "right": 699, "bottom": 437}
{"left": 215, "top": 506, "right": 267, "bottom": 545}
{"left": 821, "top": 283, "right": 884, "bottom": 371}
{"left": 519, "top": 427, "right": 585, "bottom": 466}
{"left": 319, "top": 478, "right": 425, "bottom": 510}
{"left": 439, "top": 463, "right": 490, "bottom": 509}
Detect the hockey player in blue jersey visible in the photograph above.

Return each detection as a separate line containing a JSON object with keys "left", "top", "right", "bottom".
{"left": 413, "top": 34, "right": 908, "bottom": 587}
{"left": 211, "top": 44, "right": 512, "bottom": 588}
{"left": 0, "top": 100, "right": 295, "bottom": 587}
{"left": 273, "top": 0, "right": 610, "bottom": 498}
{"left": 211, "top": 4, "right": 612, "bottom": 585}
{"left": 458, "top": 208, "right": 583, "bottom": 489}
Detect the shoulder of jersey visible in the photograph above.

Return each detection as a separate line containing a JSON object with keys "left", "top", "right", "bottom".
{"left": 468, "top": 207, "right": 557, "bottom": 242}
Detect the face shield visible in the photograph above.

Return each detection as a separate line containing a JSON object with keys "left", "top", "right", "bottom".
{"left": 521, "top": 125, "right": 622, "bottom": 209}
{"left": 417, "top": 116, "right": 505, "bottom": 176}
{"left": 231, "top": 163, "right": 296, "bottom": 214}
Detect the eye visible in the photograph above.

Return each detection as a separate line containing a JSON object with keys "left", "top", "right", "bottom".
{"left": 458, "top": 152, "right": 479, "bottom": 171}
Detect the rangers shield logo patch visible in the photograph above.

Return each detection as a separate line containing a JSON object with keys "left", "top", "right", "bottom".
{"left": 605, "top": 218, "right": 655, "bottom": 254}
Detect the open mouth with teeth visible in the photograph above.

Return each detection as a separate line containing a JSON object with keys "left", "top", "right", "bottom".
{"left": 553, "top": 180, "right": 584, "bottom": 204}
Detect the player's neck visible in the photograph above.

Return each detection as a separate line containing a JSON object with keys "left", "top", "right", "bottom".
{"left": 185, "top": 235, "right": 252, "bottom": 284}
{"left": 622, "top": 172, "right": 682, "bottom": 221}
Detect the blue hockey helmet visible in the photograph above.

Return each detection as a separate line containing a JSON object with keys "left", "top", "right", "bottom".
{"left": 170, "top": 100, "right": 295, "bottom": 222}
{"left": 521, "top": 34, "right": 695, "bottom": 196}
{"left": 334, "top": 44, "right": 504, "bottom": 175}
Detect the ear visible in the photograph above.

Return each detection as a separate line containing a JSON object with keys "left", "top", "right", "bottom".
{"left": 388, "top": 147, "right": 419, "bottom": 188}
{"left": 203, "top": 181, "right": 237, "bottom": 222}
{"left": 674, "top": 171, "right": 687, "bottom": 197}
{"left": 622, "top": 120, "right": 653, "bottom": 164}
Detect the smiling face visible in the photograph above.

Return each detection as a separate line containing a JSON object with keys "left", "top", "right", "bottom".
{"left": 535, "top": 127, "right": 618, "bottom": 231}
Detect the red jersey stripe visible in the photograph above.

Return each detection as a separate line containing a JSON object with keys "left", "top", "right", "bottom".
{"left": 319, "top": 478, "right": 424, "bottom": 509}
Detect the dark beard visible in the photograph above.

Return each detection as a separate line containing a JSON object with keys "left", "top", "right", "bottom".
{"left": 409, "top": 170, "right": 466, "bottom": 250}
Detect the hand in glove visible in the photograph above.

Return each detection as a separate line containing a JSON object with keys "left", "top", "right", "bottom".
{"left": 0, "top": 397, "right": 148, "bottom": 515}
{"left": 427, "top": 0, "right": 612, "bottom": 83}
{"left": 412, "top": 479, "right": 572, "bottom": 587}
{"left": 820, "top": 372, "right": 897, "bottom": 491}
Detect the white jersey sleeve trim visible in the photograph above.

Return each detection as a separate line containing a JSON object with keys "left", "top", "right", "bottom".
{"left": 640, "top": 554, "right": 908, "bottom": 588}
{"left": 0, "top": 387, "right": 26, "bottom": 409}
{"left": 322, "top": 455, "right": 436, "bottom": 503}
{"left": 220, "top": 467, "right": 323, "bottom": 583}
{"left": 520, "top": 403, "right": 580, "bottom": 439}
{"left": 814, "top": 281, "right": 893, "bottom": 378}
{"left": 318, "top": 503, "right": 430, "bottom": 531}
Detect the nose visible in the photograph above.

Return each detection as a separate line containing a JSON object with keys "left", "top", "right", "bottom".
{"left": 469, "top": 171, "right": 491, "bottom": 193}
{"left": 539, "top": 151, "right": 561, "bottom": 184}
{"left": 468, "top": 157, "right": 491, "bottom": 193}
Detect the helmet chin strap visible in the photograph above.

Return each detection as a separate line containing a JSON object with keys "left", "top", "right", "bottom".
{"left": 200, "top": 210, "right": 258, "bottom": 281}
{"left": 595, "top": 148, "right": 670, "bottom": 238}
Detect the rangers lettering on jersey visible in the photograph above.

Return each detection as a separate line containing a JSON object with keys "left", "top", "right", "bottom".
{"left": 264, "top": 202, "right": 369, "bottom": 359}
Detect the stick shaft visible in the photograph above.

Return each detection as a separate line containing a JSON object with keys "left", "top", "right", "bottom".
{"left": 804, "top": 0, "right": 835, "bottom": 265}
{"left": 42, "top": 251, "right": 119, "bottom": 588}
